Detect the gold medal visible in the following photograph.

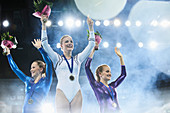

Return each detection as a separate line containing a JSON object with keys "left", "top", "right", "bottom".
{"left": 69, "top": 75, "right": 74, "bottom": 81}
{"left": 112, "top": 102, "right": 117, "bottom": 108}
{"left": 28, "top": 98, "right": 33, "bottom": 104}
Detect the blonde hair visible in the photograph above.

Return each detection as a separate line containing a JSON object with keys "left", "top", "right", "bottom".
{"left": 95, "top": 64, "right": 108, "bottom": 82}
{"left": 60, "top": 35, "right": 72, "bottom": 45}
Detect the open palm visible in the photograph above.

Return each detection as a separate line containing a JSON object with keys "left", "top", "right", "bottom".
{"left": 32, "top": 39, "right": 42, "bottom": 49}
{"left": 115, "top": 47, "right": 123, "bottom": 58}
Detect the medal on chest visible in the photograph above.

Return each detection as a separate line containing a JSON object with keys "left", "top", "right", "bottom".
{"left": 100, "top": 82, "right": 117, "bottom": 108}
{"left": 28, "top": 98, "right": 33, "bottom": 104}
{"left": 63, "top": 55, "right": 74, "bottom": 81}
{"left": 27, "top": 78, "right": 43, "bottom": 104}
{"left": 112, "top": 102, "right": 117, "bottom": 108}
{"left": 69, "top": 74, "right": 74, "bottom": 81}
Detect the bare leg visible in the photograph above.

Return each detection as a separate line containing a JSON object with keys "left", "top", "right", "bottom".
{"left": 70, "top": 90, "right": 82, "bottom": 113}
{"left": 55, "top": 89, "right": 70, "bottom": 113}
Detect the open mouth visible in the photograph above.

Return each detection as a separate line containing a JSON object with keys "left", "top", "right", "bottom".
{"left": 66, "top": 44, "right": 73, "bottom": 48}
{"left": 107, "top": 75, "right": 111, "bottom": 77}
{"left": 31, "top": 71, "right": 35, "bottom": 75}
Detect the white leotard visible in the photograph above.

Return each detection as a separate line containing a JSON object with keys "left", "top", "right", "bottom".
{"left": 41, "top": 30, "right": 95, "bottom": 102}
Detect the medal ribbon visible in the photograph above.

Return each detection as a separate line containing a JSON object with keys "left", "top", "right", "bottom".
{"left": 28, "top": 78, "right": 43, "bottom": 101}
{"left": 63, "top": 54, "right": 73, "bottom": 73}
{"left": 100, "top": 82, "right": 114, "bottom": 100}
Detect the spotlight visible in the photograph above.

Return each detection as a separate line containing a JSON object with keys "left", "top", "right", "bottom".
{"left": 66, "top": 18, "right": 74, "bottom": 28}
{"left": 46, "top": 20, "right": 52, "bottom": 27}
{"left": 103, "top": 42, "right": 109, "bottom": 48}
{"left": 41, "top": 103, "right": 54, "bottom": 113}
{"left": 116, "top": 42, "right": 122, "bottom": 48}
{"left": 56, "top": 43, "right": 60, "bottom": 48}
{"left": 150, "top": 20, "right": 158, "bottom": 27}
{"left": 136, "top": 20, "right": 142, "bottom": 27}
{"left": 75, "top": 20, "right": 81, "bottom": 27}
{"left": 95, "top": 21, "right": 101, "bottom": 26}
{"left": 113, "top": 19, "right": 121, "bottom": 27}
{"left": 125, "top": 20, "right": 131, "bottom": 27}
{"left": 138, "top": 42, "right": 143, "bottom": 48}
{"left": 3, "top": 20, "right": 9, "bottom": 27}
{"left": 58, "top": 20, "right": 63, "bottom": 26}
{"left": 103, "top": 20, "right": 110, "bottom": 26}
{"left": 149, "top": 41, "right": 158, "bottom": 49}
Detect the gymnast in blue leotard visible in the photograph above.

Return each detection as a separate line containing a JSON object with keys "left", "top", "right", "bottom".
{"left": 4, "top": 39, "right": 53, "bottom": 113}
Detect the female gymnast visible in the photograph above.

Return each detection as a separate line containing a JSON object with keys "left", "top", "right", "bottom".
{"left": 4, "top": 39, "right": 53, "bottom": 113}
{"left": 85, "top": 45, "right": 127, "bottom": 113}
{"left": 40, "top": 16, "right": 95, "bottom": 113}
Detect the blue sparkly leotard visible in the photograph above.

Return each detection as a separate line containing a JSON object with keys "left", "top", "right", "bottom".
{"left": 7, "top": 47, "right": 53, "bottom": 113}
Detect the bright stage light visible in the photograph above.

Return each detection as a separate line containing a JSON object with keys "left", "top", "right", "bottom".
{"left": 95, "top": 20, "right": 101, "bottom": 26}
{"left": 103, "top": 20, "right": 110, "bottom": 26}
{"left": 58, "top": 20, "right": 63, "bottom": 26}
{"left": 150, "top": 20, "right": 158, "bottom": 27}
{"left": 41, "top": 103, "right": 54, "bottom": 113}
{"left": 3, "top": 20, "right": 9, "bottom": 27}
{"left": 125, "top": 20, "right": 131, "bottom": 27}
{"left": 66, "top": 18, "right": 74, "bottom": 28}
{"left": 56, "top": 43, "right": 60, "bottom": 48}
{"left": 46, "top": 20, "right": 52, "bottom": 27}
{"left": 75, "top": 20, "right": 81, "bottom": 27}
{"left": 116, "top": 42, "right": 122, "bottom": 48}
{"left": 136, "top": 20, "right": 142, "bottom": 27}
{"left": 113, "top": 19, "right": 121, "bottom": 27}
{"left": 103, "top": 42, "right": 109, "bottom": 48}
{"left": 149, "top": 41, "right": 158, "bottom": 49}
{"left": 138, "top": 42, "right": 143, "bottom": 48}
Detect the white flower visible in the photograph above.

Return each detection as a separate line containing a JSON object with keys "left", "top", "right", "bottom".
{"left": 12, "top": 45, "right": 17, "bottom": 49}
{"left": 1, "top": 43, "right": 5, "bottom": 49}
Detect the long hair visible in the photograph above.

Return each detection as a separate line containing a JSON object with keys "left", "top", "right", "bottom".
{"left": 95, "top": 64, "right": 108, "bottom": 82}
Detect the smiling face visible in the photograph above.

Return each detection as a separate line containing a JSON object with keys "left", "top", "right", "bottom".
{"left": 99, "top": 65, "right": 112, "bottom": 82}
{"left": 60, "top": 35, "right": 74, "bottom": 52}
{"left": 30, "top": 62, "right": 43, "bottom": 78}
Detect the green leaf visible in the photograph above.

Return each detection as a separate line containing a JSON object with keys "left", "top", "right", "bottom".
{"left": 33, "top": 0, "right": 53, "bottom": 12}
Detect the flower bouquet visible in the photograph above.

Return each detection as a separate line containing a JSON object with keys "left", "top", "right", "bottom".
{"left": 32, "top": 0, "right": 53, "bottom": 22}
{"left": 87, "top": 30, "right": 102, "bottom": 50}
{"left": 1, "top": 32, "right": 18, "bottom": 55}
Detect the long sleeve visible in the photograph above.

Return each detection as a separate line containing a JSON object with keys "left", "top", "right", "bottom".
{"left": 85, "top": 57, "right": 96, "bottom": 85}
{"left": 38, "top": 47, "right": 53, "bottom": 84}
{"left": 109, "top": 65, "right": 126, "bottom": 88}
{"left": 41, "top": 30, "right": 59, "bottom": 66}
{"left": 7, "top": 54, "right": 28, "bottom": 83}
{"left": 78, "top": 31, "right": 95, "bottom": 63}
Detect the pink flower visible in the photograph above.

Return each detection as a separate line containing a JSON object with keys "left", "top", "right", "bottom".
{"left": 1, "top": 40, "right": 14, "bottom": 49}
{"left": 95, "top": 35, "right": 102, "bottom": 44}
{"left": 33, "top": 5, "right": 51, "bottom": 18}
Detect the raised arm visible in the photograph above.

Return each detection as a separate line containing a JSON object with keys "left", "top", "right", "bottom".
{"left": 85, "top": 41, "right": 100, "bottom": 85}
{"left": 85, "top": 57, "right": 96, "bottom": 85}
{"left": 78, "top": 17, "right": 95, "bottom": 63}
{"left": 5, "top": 47, "right": 27, "bottom": 83}
{"left": 32, "top": 39, "right": 53, "bottom": 82}
{"left": 109, "top": 47, "right": 126, "bottom": 88}
{"left": 40, "top": 15, "right": 59, "bottom": 65}
{"left": 89, "top": 42, "right": 98, "bottom": 58}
